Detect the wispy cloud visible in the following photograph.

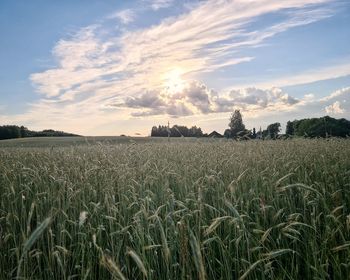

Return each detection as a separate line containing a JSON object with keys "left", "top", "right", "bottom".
{"left": 108, "top": 9, "right": 136, "bottom": 24}
{"left": 145, "top": 0, "right": 175, "bottom": 10}
{"left": 320, "top": 86, "right": 350, "bottom": 102}
{"left": 233, "top": 62, "right": 350, "bottom": 89}
{"left": 24, "top": 0, "right": 339, "bottom": 133}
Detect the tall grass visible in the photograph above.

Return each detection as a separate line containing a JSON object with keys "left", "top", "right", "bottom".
{"left": 0, "top": 138, "right": 349, "bottom": 279}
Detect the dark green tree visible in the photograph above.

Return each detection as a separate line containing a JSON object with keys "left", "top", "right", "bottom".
{"left": 150, "top": 124, "right": 204, "bottom": 137}
{"left": 286, "top": 121, "right": 294, "bottom": 136}
{"left": 190, "top": 126, "right": 203, "bottom": 137}
{"left": 20, "top": 126, "right": 29, "bottom": 137}
{"left": 266, "top": 122, "right": 281, "bottom": 139}
{"left": 151, "top": 126, "right": 158, "bottom": 136}
{"left": 252, "top": 127, "right": 256, "bottom": 139}
{"left": 293, "top": 116, "right": 350, "bottom": 137}
{"left": 262, "top": 129, "right": 268, "bottom": 138}
{"left": 224, "top": 129, "right": 231, "bottom": 138}
{"left": 0, "top": 125, "right": 21, "bottom": 140}
{"left": 228, "top": 110, "right": 245, "bottom": 138}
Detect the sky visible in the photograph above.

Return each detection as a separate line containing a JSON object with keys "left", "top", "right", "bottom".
{"left": 0, "top": 0, "right": 349, "bottom": 136}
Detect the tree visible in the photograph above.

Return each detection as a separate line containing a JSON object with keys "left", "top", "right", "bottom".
{"left": 151, "top": 126, "right": 158, "bottom": 137}
{"left": 224, "top": 129, "right": 232, "bottom": 138}
{"left": 292, "top": 116, "right": 350, "bottom": 138}
{"left": 262, "top": 129, "right": 269, "bottom": 138}
{"left": 286, "top": 121, "right": 294, "bottom": 136}
{"left": 266, "top": 122, "right": 281, "bottom": 139}
{"left": 228, "top": 110, "right": 245, "bottom": 138}
{"left": 0, "top": 125, "right": 21, "bottom": 140}
{"left": 252, "top": 127, "right": 256, "bottom": 139}
{"left": 20, "top": 126, "right": 29, "bottom": 137}
{"left": 150, "top": 124, "right": 204, "bottom": 137}
{"left": 190, "top": 126, "right": 203, "bottom": 137}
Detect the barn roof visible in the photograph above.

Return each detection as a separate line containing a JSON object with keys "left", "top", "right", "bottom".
{"left": 208, "top": 130, "right": 223, "bottom": 137}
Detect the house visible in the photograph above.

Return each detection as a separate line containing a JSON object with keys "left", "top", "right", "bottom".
{"left": 208, "top": 130, "right": 223, "bottom": 138}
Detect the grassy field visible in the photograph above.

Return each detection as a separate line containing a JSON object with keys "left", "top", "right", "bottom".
{"left": 0, "top": 136, "right": 166, "bottom": 148}
{"left": 0, "top": 137, "right": 349, "bottom": 279}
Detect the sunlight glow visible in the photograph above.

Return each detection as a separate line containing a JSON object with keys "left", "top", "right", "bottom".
{"left": 163, "top": 68, "right": 186, "bottom": 93}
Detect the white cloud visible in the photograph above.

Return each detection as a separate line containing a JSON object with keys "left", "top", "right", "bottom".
{"left": 31, "top": 0, "right": 333, "bottom": 98}
{"left": 22, "top": 0, "right": 337, "bottom": 133}
{"left": 325, "top": 101, "right": 345, "bottom": 115}
{"left": 108, "top": 9, "right": 136, "bottom": 24}
{"left": 240, "top": 63, "right": 350, "bottom": 89}
{"left": 115, "top": 81, "right": 300, "bottom": 116}
{"left": 30, "top": 25, "right": 109, "bottom": 97}
{"left": 145, "top": 0, "right": 175, "bottom": 10}
{"left": 320, "top": 86, "right": 350, "bottom": 102}
{"left": 321, "top": 87, "right": 349, "bottom": 115}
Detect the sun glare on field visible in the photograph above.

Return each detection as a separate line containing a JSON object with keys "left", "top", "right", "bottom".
{"left": 163, "top": 68, "right": 186, "bottom": 93}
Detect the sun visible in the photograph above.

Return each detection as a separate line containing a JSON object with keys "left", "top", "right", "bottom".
{"left": 163, "top": 68, "right": 185, "bottom": 93}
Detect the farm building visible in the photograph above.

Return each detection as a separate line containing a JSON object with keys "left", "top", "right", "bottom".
{"left": 208, "top": 131, "right": 223, "bottom": 138}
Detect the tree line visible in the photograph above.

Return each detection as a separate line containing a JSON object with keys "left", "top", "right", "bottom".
{"left": 0, "top": 125, "right": 79, "bottom": 140}
{"left": 151, "top": 110, "right": 350, "bottom": 139}
{"left": 286, "top": 116, "right": 350, "bottom": 138}
{"left": 1, "top": 112, "right": 349, "bottom": 141}
{"left": 151, "top": 125, "right": 203, "bottom": 137}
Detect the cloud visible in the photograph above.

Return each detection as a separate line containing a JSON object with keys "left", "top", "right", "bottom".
{"left": 124, "top": 91, "right": 166, "bottom": 108}
{"left": 115, "top": 81, "right": 301, "bottom": 116}
{"left": 130, "top": 102, "right": 193, "bottom": 117}
{"left": 145, "top": 0, "right": 175, "bottom": 10}
{"left": 325, "top": 101, "right": 345, "bottom": 115}
{"left": 108, "top": 9, "right": 136, "bottom": 24}
{"left": 320, "top": 87, "right": 349, "bottom": 115}
{"left": 283, "top": 86, "right": 349, "bottom": 119}
{"left": 31, "top": 0, "right": 333, "bottom": 98}
{"left": 235, "top": 63, "right": 350, "bottom": 89}
{"left": 30, "top": 25, "right": 109, "bottom": 97}
{"left": 181, "top": 81, "right": 213, "bottom": 114}
{"left": 230, "top": 87, "right": 298, "bottom": 107}
{"left": 24, "top": 0, "right": 336, "bottom": 132}
{"left": 320, "top": 86, "right": 350, "bottom": 102}
{"left": 209, "top": 87, "right": 300, "bottom": 114}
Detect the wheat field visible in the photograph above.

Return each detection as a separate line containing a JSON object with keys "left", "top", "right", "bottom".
{"left": 0, "top": 138, "right": 349, "bottom": 279}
